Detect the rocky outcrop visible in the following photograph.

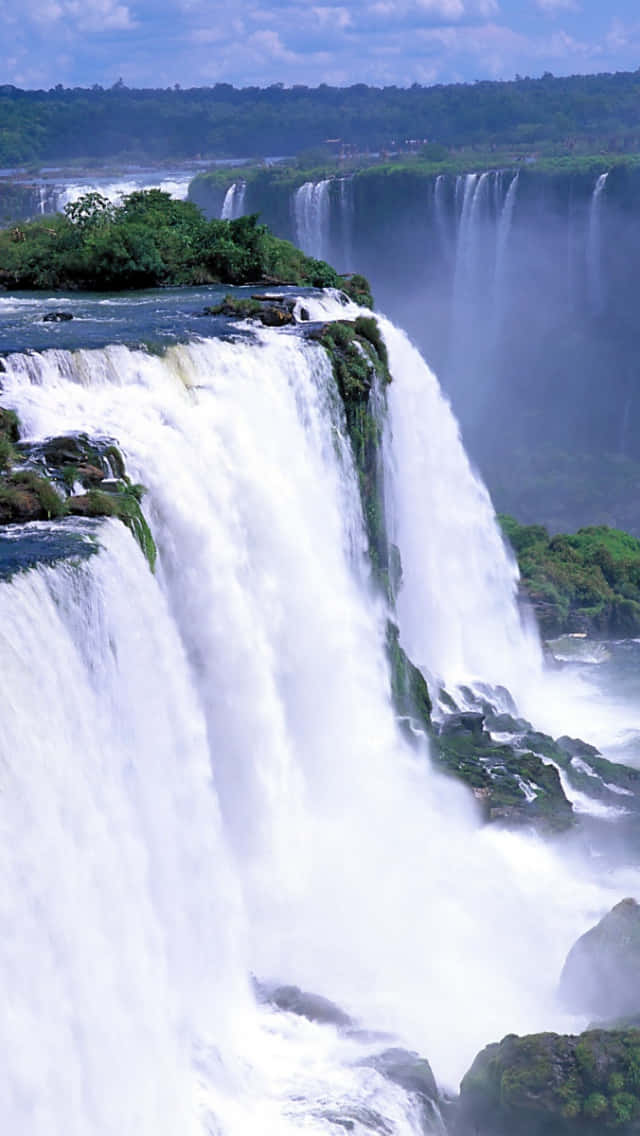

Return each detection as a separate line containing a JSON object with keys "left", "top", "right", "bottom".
{"left": 456, "top": 1028, "right": 640, "bottom": 1135}
{"left": 0, "top": 415, "right": 156, "bottom": 570}
{"left": 559, "top": 899, "right": 640, "bottom": 1021}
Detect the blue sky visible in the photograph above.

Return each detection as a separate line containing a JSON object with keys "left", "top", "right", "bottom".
{"left": 3, "top": 0, "right": 640, "bottom": 89}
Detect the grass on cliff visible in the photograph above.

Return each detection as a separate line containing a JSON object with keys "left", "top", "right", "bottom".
{"left": 0, "top": 189, "right": 340, "bottom": 291}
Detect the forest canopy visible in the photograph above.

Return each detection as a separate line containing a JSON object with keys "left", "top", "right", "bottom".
{"left": 2, "top": 70, "right": 640, "bottom": 165}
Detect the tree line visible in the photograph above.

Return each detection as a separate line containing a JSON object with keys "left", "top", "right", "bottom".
{"left": 3, "top": 70, "right": 640, "bottom": 165}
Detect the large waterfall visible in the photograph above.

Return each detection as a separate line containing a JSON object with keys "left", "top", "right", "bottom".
{"left": 0, "top": 303, "right": 636, "bottom": 1134}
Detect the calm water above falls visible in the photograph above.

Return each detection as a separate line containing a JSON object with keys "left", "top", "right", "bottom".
{"left": 0, "top": 287, "right": 639, "bottom": 1135}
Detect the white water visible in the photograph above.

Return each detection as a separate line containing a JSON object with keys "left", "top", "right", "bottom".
{"left": 47, "top": 174, "right": 190, "bottom": 213}
{"left": 587, "top": 171, "right": 609, "bottom": 315}
{"left": 493, "top": 171, "right": 519, "bottom": 337}
{"left": 221, "top": 181, "right": 247, "bottom": 220}
{"left": 293, "top": 180, "right": 331, "bottom": 260}
{"left": 1, "top": 312, "right": 638, "bottom": 1133}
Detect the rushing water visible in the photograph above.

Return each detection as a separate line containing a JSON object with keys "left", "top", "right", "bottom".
{"left": 0, "top": 288, "right": 638, "bottom": 1134}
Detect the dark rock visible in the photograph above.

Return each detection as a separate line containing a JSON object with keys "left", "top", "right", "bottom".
{"left": 485, "top": 712, "right": 532, "bottom": 734}
{"left": 360, "top": 1047, "right": 438, "bottom": 1104}
{"left": 258, "top": 304, "right": 294, "bottom": 327}
{"left": 559, "top": 898, "right": 640, "bottom": 1019}
{"left": 456, "top": 1028, "right": 640, "bottom": 1135}
{"left": 299, "top": 306, "right": 311, "bottom": 321}
{"left": 440, "top": 712, "right": 485, "bottom": 738}
{"left": 42, "top": 311, "right": 73, "bottom": 322}
{"left": 556, "top": 736, "right": 601, "bottom": 760}
{"left": 264, "top": 984, "right": 354, "bottom": 1029}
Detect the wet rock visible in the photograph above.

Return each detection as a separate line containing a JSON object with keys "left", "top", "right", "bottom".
{"left": 360, "top": 1047, "right": 438, "bottom": 1104}
{"left": 556, "top": 736, "right": 601, "bottom": 760}
{"left": 263, "top": 983, "right": 354, "bottom": 1029}
{"left": 484, "top": 712, "right": 532, "bottom": 734}
{"left": 258, "top": 304, "right": 294, "bottom": 327}
{"left": 456, "top": 1028, "right": 640, "bottom": 1135}
{"left": 559, "top": 898, "right": 640, "bottom": 1019}
{"left": 440, "top": 712, "right": 485, "bottom": 738}
{"left": 42, "top": 310, "right": 73, "bottom": 322}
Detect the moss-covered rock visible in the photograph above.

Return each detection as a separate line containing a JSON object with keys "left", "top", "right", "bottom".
{"left": 385, "top": 620, "right": 432, "bottom": 738}
{"left": 432, "top": 712, "right": 574, "bottom": 832}
{"left": 339, "top": 273, "right": 374, "bottom": 309}
{"left": 0, "top": 416, "right": 157, "bottom": 570}
{"left": 457, "top": 1028, "right": 640, "bottom": 1134}
{"left": 318, "top": 316, "right": 392, "bottom": 596}
{"left": 559, "top": 899, "right": 640, "bottom": 1021}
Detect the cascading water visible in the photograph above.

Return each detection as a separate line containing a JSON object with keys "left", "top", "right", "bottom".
{"left": 587, "top": 171, "right": 609, "bottom": 315}
{"left": 43, "top": 174, "right": 191, "bottom": 214}
{"left": 2, "top": 302, "right": 636, "bottom": 1136}
{"left": 492, "top": 170, "right": 519, "bottom": 337}
{"left": 293, "top": 180, "right": 331, "bottom": 260}
{"left": 221, "top": 181, "right": 247, "bottom": 220}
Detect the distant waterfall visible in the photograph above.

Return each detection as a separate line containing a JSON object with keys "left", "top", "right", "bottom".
{"left": 587, "top": 171, "right": 609, "bottom": 315}
{"left": 338, "top": 177, "right": 355, "bottom": 271}
{"left": 433, "top": 173, "right": 451, "bottom": 259}
{"left": 293, "top": 179, "right": 331, "bottom": 259}
{"left": 221, "top": 181, "right": 247, "bottom": 220}
{"left": 493, "top": 171, "right": 519, "bottom": 336}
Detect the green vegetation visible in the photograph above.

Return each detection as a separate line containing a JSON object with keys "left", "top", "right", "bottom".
{"left": 318, "top": 317, "right": 390, "bottom": 594}
{"left": 0, "top": 190, "right": 339, "bottom": 290}
{"left": 459, "top": 1029, "right": 640, "bottom": 1134}
{"left": 499, "top": 515, "right": 640, "bottom": 637}
{"left": 5, "top": 72, "right": 640, "bottom": 166}
{"left": 0, "top": 413, "right": 157, "bottom": 569}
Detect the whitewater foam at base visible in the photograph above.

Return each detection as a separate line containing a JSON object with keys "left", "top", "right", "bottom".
{"left": 1, "top": 306, "right": 638, "bottom": 1133}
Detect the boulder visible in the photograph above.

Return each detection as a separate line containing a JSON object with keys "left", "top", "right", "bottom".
{"left": 360, "top": 1047, "right": 438, "bottom": 1104}
{"left": 457, "top": 1029, "right": 640, "bottom": 1134}
{"left": 42, "top": 311, "right": 73, "bottom": 322}
{"left": 559, "top": 898, "right": 640, "bottom": 1019}
{"left": 262, "top": 983, "right": 354, "bottom": 1029}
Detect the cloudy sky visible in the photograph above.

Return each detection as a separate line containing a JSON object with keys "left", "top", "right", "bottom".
{"left": 3, "top": 0, "right": 640, "bottom": 90}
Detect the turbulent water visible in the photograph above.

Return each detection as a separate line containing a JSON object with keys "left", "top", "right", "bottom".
{"left": 1, "top": 290, "right": 639, "bottom": 1135}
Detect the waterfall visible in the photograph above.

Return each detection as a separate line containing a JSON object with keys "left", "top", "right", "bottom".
{"left": 1, "top": 319, "right": 632, "bottom": 1131}
{"left": 221, "top": 181, "right": 247, "bottom": 220}
{"left": 338, "top": 177, "right": 355, "bottom": 271}
{"left": 293, "top": 180, "right": 331, "bottom": 259}
{"left": 587, "top": 171, "right": 609, "bottom": 315}
{"left": 433, "top": 173, "right": 450, "bottom": 260}
{"left": 493, "top": 171, "right": 519, "bottom": 337}
{"left": 380, "top": 314, "right": 542, "bottom": 691}
{"left": 51, "top": 175, "right": 190, "bottom": 213}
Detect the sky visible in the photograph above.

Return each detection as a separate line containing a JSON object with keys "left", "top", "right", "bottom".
{"left": 2, "top": 0, "right": 640, "bottom": 90}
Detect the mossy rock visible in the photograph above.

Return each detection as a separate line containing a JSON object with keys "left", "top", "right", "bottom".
{"left": 385, "top": 620, "right": 431, "bottom": 739}
{"left": 433, "top": 715, "right": 573, "bottom": 832}
{"left": 338, "top": 273, "right": 374, "bottom": 309}
{"left": 457, "top": 1028, "right": 640, "bottom": 1134}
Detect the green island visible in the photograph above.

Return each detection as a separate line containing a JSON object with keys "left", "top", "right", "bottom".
{"left": 0, "top": 189, "right": 339, "bottom": 290}
{"left": 499, "top": 514, "right": 640, "bottom": 638}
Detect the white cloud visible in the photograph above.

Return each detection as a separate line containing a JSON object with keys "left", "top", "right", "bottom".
{"left": 535, "top": 0, "right": 580, "bottom": 13}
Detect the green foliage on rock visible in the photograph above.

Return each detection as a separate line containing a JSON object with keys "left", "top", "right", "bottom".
{"left": 499, "top": 514, "right": 640, "bottom": 637}
{"left": 318, "top": 317, "right": 391, "bottom": 594}
{"left": 0, "top": 416, "right": 157, "bottom": 570}
{"left": 0, "top": 190, "right": 339, "bottom": 291}
{"left": 457, "top": 1029, "right": 640, "bottom": 1135}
